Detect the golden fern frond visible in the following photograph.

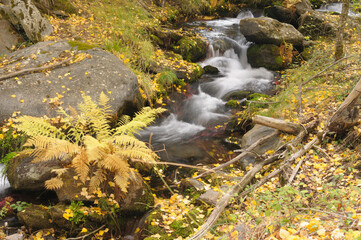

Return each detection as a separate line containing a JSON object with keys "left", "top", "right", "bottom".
{"left": 117, "top": 115, "right": 131, "bottom": 126}
{"left": 114, "top": 170, "right": 130, "bottom": 193}
{"left": 84, "top": 135, "right": 107, "bottom": 162}
{"left": 98, "top": 92, "right": 111, "bottom": 114}
{"left": 78, "top": 94, "right": 111, "bottom": 141}
{"left": 14, "top": 116, "right": 65, "bottom": 139}
{"left": 72, "top": 149, "right": 89, "bottom": 183}
{"left": 118, "top": 148, "right": 157, "bottom": 163}
{"left": 51, "top": 168, "right": 69, "bottom": 177}
{"left": 112, "top": 135, "right": 148, "bottom": 149}
{"left": 69, "top": 105, "right": 79, "bottom": 122}
{"left": 101, "top": 154, "right": 129, "bottom": 172}
{"left": 113, "top": 107, "right": 166, "bottom": 136}
{"left": 45, "top": 177, "right": 64, "bottom": 190}
{"left": 89, "top": 169, "right": 105, "bottom": 193}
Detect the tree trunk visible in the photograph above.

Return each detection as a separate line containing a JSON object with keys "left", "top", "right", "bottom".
{"left": 334, "top": 0, "right": 349, "bottom": 61}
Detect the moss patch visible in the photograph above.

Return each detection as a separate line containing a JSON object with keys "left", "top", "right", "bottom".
{"left": 68, "top": 41, "right": 95, "bottom": 51}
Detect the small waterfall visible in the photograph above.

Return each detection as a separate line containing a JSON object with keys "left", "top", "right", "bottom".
{"left": 141, "top": 10, "right": 275, "bottom": 160}
{"left": 317, "top": 3, "right": 360, "bottom": 17}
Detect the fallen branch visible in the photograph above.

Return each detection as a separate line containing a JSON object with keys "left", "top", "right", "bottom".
{"left": 0, "top": 56, "right": 75, "bottom": 81}
{"left": 286, "top": 155, "right": 305, "bottom": 186}
{"left": 188, "top": 137, "right": 319, "bottom": 240}
{"left": 193, "top": 131, "right": 279, "bottom": 179}
{"left": 131, "top": 158, "right": 212, "bottom": 172}
{"left": 253, "top": 115, "right": 302, "bottom": 135}
{"left": 65, "top": 225, "right": 105, "bottom": 240}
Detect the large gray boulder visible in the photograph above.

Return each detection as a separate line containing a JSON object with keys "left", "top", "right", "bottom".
{"left": 0, "top": 41, "right": 141, "bottom": 122}
{"left": 239, "top": 17, "right": 304, "bottom": 48}
{"left": 298, "top": 11, "right": 337, "bottom": 38}
{"left": 2, "top": 0, "right": 53, "bottom": 42}
{"left": 247, "top": 44, "right": 284, "bottom": 70}
{"left": 0, "top": 19, "right": 24, "bottom": 54}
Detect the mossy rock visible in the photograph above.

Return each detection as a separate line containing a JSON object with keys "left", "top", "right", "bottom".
{"left": 203, "top": 65, "right": 219, "bottom": 74}
{"left": 68, "top": 40, "right": 95, "bottom": 51}
{"left": 17, "top": 205, "right": 52, "bottom": 230}
{"left": 174, "top": 36, "right": 207, "bottom": 62}
{"left": 226, "top": 99, "right": 239, "bottom": 108}
{"left": 33, "top": 0, "right": 77, "bottom": 15}
{"left": 247, "top": 44, "right": 284, "bottom": 70}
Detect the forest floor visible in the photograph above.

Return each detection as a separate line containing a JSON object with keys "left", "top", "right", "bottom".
{"left": 2, "top": 0, "right": 361, "bottom": 239}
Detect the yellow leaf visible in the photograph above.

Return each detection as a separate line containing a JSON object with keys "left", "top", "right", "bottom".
{"left": 81, "top": 228, "right": 88, "bottom": 233}
{"left": 279, "top": 228, "right": 290, "bottom": 240}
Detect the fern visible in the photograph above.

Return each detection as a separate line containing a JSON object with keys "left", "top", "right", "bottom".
{"left": 14, "top": 92, "right": 165, "bottom": 195}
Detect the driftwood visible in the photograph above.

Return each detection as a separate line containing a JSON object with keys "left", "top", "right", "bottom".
{"left": 188, "top": 136, "right": 320, "bottom": 240}
{"left": 328, "top": 77, "right": 361, "bottom": 133}
{"left": 0, "top": 56, "right": 75, "bottom": 81}
{"left": 253, "top": 115, "right": 302, "bottom": 135}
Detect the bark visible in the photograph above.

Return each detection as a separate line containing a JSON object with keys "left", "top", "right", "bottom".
{"left": 334, "top": 0, "right": 349, "bottom": 61}
{"left": 253, "top": 115, "right": 302, "bottom": 135}
{"left": 328, "top": 78, "right": 361, "bottom": 133}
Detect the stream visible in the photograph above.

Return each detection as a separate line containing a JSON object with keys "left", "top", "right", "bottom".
{"left": 141, "top": 10, "right": 275, "bottom": 164}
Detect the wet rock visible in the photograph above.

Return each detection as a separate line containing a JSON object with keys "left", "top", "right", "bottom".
{"left": 241, "top": 124, "right": 281, "bottom": 155}
{"left": 173, "top": 36, "right": 207, "bottom": 62}
{"left": 298, "top": 11, "right": 337, "bottom": 38}
{"left": 264, "top": 6, "right": 299, "bottom": 27}
{"left": 239, "top": 17, "right": 304, "bottom": 48}
{"left": 0, "top": 19, "right": 25, "bottom": 55}
{"left": 247, "top": 44, "right": 284, "bottom": 70}
{"left": 5, "top": 233, "right": 24, "bottom": 240}
{"left": 17, "top": 205, "right": 52, "bottom": 230}
{"left": 203, "top": 65, "right": 219, "bottom": 74}
{"left": 180, "top": 178, "right": 207, "bottom": 191}
{"left": 7, "top": 156, "right": 62, "bottom": 191}
{"left": 222, "top": 90, "right": 252, "bottom": 101}
{"left": 0, "top": 41, "right": 141, "bottom": 122}
{"left": 2, "top": 0, "right": 53, "bottom": 42}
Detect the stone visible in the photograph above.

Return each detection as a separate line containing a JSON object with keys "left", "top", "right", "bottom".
{"left": 264, "top": 5, "right": 298, "bottom": 27}
{"left": 239, "top": 17, "right": 304, "bottom": 48}
{"left": 180, "top": 178, "right": 207, "bottom": 191}
{"left": 32, "top": 0, "right": 77, "bottom": 16}
{"left": 298, "top": 11, "right": 337, "bottom": 38}
{"left": 0, "top": 41, "right": 141, "bottom": 122}
{"left": 173, "top": 36, "right": 207, "bottom": 62}
{"left": 295, "top": 0, "right": 314, "bottom": 15}
{"left": 197, "top": 189, "right": 221, "bottom": 206}
{"left": 222, "top": 90, "right": 252, "bottom": 101}
{"left": 5, "top": 233, "right": 24, "bottom": 240}
{"left": 247, "top": 44, "right": 284, "bottom": 70}
{"left": 203, "top": 65, "right": 219, "bottom": 74}
{"left": 0, "top": 19, "right": 24, "bottom": 55}
{"left": 241, "top": 124, "right": 281, "bottom": 155}
{"left": 7, "top": 156, "right": 63, "bottom": 191}
{"left": 4, "top": 0, "right": 53, "bottom": 42}
{"left": 48, "top": 203, "right": 73, "bottom": 230}
{"left": 17, "top": 205, "right": 52, "bottom": 230}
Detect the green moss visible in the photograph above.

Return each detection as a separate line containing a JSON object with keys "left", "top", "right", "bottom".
{"left": 188, "top": 63, "right": 205, "bottom": 82}
{"left": 68, "top": 41, "right": 95, "bottom": 51}
{"left": 54, "top": 0, "right": 77, "bottom": 14}
{"left": 174, "top": 36, "right": 207, "bottom": 62}
{"left": 226, "top": 100, "right": 239, "bottom": 108}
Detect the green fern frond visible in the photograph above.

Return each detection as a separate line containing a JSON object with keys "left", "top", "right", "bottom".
{"left": 113, "top": 107, "right": 166, "bottom": 136}
{"left": 14, "top": 116, "right": 65, "bottom": 139}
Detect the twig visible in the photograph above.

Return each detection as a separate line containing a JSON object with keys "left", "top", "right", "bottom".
{"left": 286, "top": 155, "right": 305, "bottom": 186}
{"left": 296, "top": 208, "right": 355, "bottom": 221}
{"left": 193, "top": 131, "right": 279, "bottom": 179}
{"left": 131, "top": 158, "right": 212, "bottom": 172}
{"left": 65, "top": 225, "right": 105, "bottom": 240}
{"left": 0, "top": 56, "right": 75, "bottom": 81}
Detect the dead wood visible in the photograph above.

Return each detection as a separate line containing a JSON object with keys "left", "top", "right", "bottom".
{"left": 188, "top": 137, "right": 320, "bottom": 240}
{"left": 253, "top": 115, "right": 302, "bottom": 135}
{"left": 328, "top": 77, "right": 361, "bottom": 133}
{"left": 0, "top": 56, "right": 75, "bottom": 81}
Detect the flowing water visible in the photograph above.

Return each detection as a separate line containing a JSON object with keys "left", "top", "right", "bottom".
{"left": 317, "top": 3, "right": 360, "bottom": 17}
{"left": 141, "top": 11, "right": 275, "bottom": 163}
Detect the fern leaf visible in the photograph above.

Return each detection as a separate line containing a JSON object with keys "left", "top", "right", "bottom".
{"left": 112, "top": 135, "right": 148, "bottom": 148}
{"left": 113, "top": 107, "right": 166, "bottom": 136}
{"left": 51, "top": 168, "right": 69, "bottom": 177}
{"left": 14, "top": 116, "right": 65, "bottom": 139}
{"left": 89, "top": 169, "right": 105, "bottom": 193}
{"left": 84, "top": 135, "right": 107, "bottom": 162}
{"left": 118, "top": 148, "right": 157, "bottom": 163}
{"left": 114, "top": 170, "right": 130, "bottom": 193}
{"left": 45, "top": 177, "right": 64, "bottom": 190}
{"left": 101, "top": 154, "right": 128, "bottom": 171}
{"left": 98, "top": 92, "right": 111, "bottom": 114}
{"left": 72, "top": 149, "right": 89, "bottom": 183}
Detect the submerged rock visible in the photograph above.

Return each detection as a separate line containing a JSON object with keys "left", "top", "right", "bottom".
{"left": 0, "top": 41, "right": 141, "bottom": 122}
{"left": 239, "top": 17, "right": 304, "bottom": 48}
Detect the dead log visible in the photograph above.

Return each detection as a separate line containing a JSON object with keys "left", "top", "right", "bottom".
{"left": 253, "top": 115, "right": 302, "bottom": 135}
{"left": 188, "top": 137, "right": 320, "bottom": 240}
{"left": 328, "top": 78, "right": 361, "bottom": 133}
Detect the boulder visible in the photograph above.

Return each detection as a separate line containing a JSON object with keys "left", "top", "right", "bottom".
{"left": 173, "top": 36, "right": 208, "bottom": 62}
{"left": 247, "top": 44, "right": 284, "bottom": 70}
{"left": 203, "top": 65, "right": 219, "bottom": 74}
{"left": 295, "top": 0, "right": 314, "bottom": 15}
{"left": 264, "top": 6, "right": 299, "bottom": 27}
{"left": 0, "top": 19, "right": 24, "bottom": 55}
{"left": 241, "top": 124, "right": 281, "bottom": 155}
{"left": 17, "top": 205, "right": 52, "bottom": 230}
{"left": 7, "top": 156, "right": 63, "bottom": 191}
{"left": 32, "top": 0, "right": 78, "bottom": 16}
{"left": 0, "top": 41, "right": 141, "bottom": 122}
{"left": 239, "top": 17, "right": 304, "bottom": 48}
{"left": 298, "top": 11, "right": 337, "bottom": 38}
{"left": 3, "top": 0, "right": 53, "bottom": 42}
